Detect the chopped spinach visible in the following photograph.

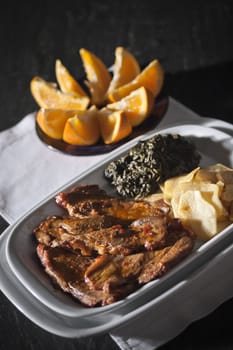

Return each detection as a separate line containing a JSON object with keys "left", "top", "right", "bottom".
{"left": 104, "top": 134, "right": 201, "bottom": 198}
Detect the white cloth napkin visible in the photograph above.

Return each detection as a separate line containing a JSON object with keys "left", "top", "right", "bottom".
{"left": 0, "top": 115, "right": 105, "bottom": 223}
{"left": 1, "top": 97, "right": 233, "bottom": 349}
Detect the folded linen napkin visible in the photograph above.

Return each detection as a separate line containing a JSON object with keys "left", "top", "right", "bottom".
{"left": 0, "top": 113, "right": 105, "bottom": 223}
{"left": 1, "top": 97, "right": 233, "bottom": 350}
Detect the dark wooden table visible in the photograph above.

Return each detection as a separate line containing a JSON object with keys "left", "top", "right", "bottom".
{"left": 1, "top": 1, "right": 233, "bottom": 349}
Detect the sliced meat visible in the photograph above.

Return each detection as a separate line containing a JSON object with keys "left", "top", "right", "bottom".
{"left": 36, "top": 243, "right": 94, "bottom": 293}
{"left": 34, "top": 215, "right": 171, "bottom": 256}
{"left": 166, "top": 217, "right": 197, "bottom": 244}
{"left": 35, "top": 185, "right": 196, "bottom": 307}
{"left": 56, "top": 184, "right": 116, "bottom": 218}
{"left": 37, "top": 244, "right": 136, "bottom": 307}
{"left": 84, "top": 236, "right": 194, "bottom": 304}
{"left": 36, "top": 223, "right": 195, "bottom": 307}
{"left": 55, "top": 185, "right": 170, "bottom": 219}
{"left": 34, "top": 215, "right": 131, "bottom": 254}
{"left": 137, "top": 236, "right": 194, "bottom": 283}
{"left": 37, "top": 243, "right": 104, "bottom": 307}
{"left": 85, "top": 236, "right": 195, "bottom": 290}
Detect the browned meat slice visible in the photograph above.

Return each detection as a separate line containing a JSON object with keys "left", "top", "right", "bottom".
{"left": 56, "top": 184, "right": 116, "bottom": 218}
{"left": 37, "top": 244, "right": 136, "bottom": 307}
{"left": 34, "top": 215, "right": 131, "bottom": 253}
{"left": 34, "top": 215, "right": 170, "bottom": 256}
{"left": 85, "top": 235, "right": 194, "bottom": 289}
{"left": 69, "top": 254, "right": 137, "bottom": 306}
{"left": 35, "top": 185, "right": 196, "bottom": 307}
{"left": 36, "top": 243, "right": 94, "bottom": 294}
{"left": 166, "top": 217, "right": 197, "bottom": 244}
{"left": 84, "top": 236, "right": 194, "bottom": 301}
{"left": 36, "top": 220, "right": 195, "bottom": 307}
{"left": 137, "top": 236, "right": 194, "bottom": 283}
{"left": 68, "top": 278, "right": 136, "bottom": 307}
{"left": 55, "top": 185, "right": 170, "bottom": 219}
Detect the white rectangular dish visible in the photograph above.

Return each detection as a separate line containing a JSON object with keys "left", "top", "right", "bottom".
{"left": 1, "top": 123, "right": 233, "bottom": 337}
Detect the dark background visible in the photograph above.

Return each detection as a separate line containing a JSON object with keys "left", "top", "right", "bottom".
{"left": 0, "top": 0, "right": 233, "bottom": 349}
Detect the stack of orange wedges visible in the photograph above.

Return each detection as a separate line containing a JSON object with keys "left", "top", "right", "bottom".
{"left": 31, "top": 47, "right": 164, "bottom": 146}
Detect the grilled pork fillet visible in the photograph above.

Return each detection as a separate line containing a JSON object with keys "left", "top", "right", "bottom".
{"left": 34, "top": 215, "right": 173, "bottom": 256}
{"left": 35, "top": 185, "right": 196, "bottom": 307}
{"left": 37, "top": 233, "right": 194, "bottom": 307}
{"left": 36, "top": 243, "right": 103, "bottom": 307}
{"left": 34, "top": 215, "right": 131, "bottom": 255}
{"left": 85, "top": 235, "right": 194, "bottom": 289}
{"left": 56, "top": 184, "right": 115, "bottom": 218}
{"left": 55, "top": 185, "right": 170, "bottom": 219}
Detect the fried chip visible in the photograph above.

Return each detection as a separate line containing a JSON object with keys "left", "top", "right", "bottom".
{"left": 163, "top": 167, "right": 200, "bottom": 200}
{"left": 172, "top": 190, "right": 218, "bottom": 241}
{"left": 161, "top": 163, "right": 233, "bottom": 241}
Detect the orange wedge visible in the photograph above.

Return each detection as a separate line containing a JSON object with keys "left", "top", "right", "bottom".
{"left": 108, "top": 59, "right": 164, "bottom": 102}
{"left": 107, "top": 47, "right": 140, "bottom": 94}
{"left": 30, "top": 77, "right": 90, "bottom": 110}
{"left": 98, "top": 109, "right": 132, "bottom": 144}
{"left": 55, "top": 59, "right": 88, "bottom": 97}
{"left": 63, "top": 110, "right": 100, "bottom": 145}
{"left": 79, "top": 48, "right": 111, "bottom": 105}
{"left": 107, "top": 87, "right": 154, "bottom": 127}
{"left": 36, "top": 108, "right": 76, "bottom": 139}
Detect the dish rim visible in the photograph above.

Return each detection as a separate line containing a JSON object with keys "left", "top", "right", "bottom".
{"left": 2, "top": 226, "right": 233, "bottom": 338}
{"left": 4, "top": 123, "right": 233, "bottom": 319}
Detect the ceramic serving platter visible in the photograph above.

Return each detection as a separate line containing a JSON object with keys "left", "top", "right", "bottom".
{"left": 1, "top": 123, "right": 233, "bottom": 337}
